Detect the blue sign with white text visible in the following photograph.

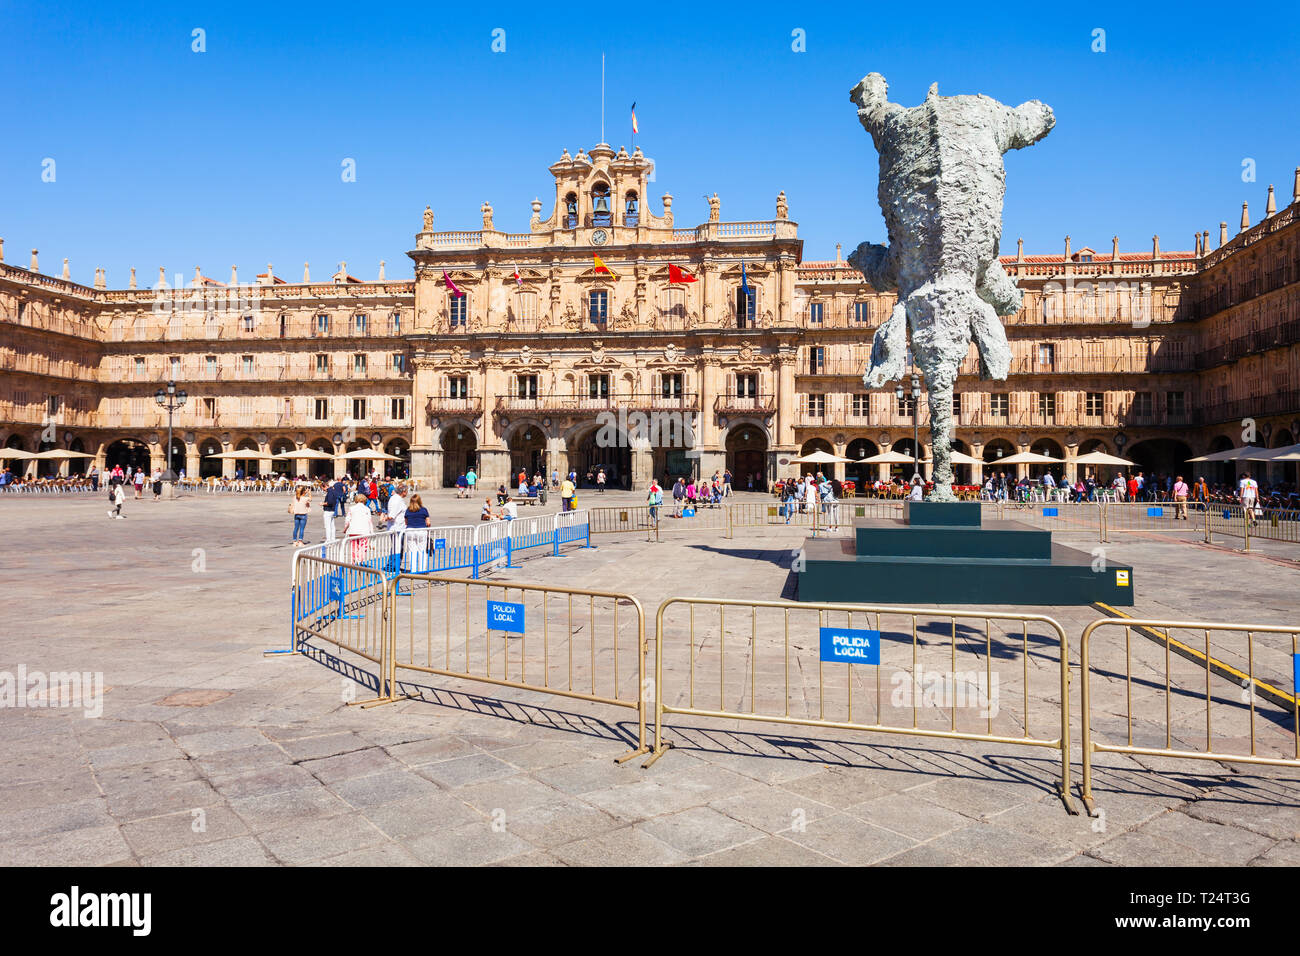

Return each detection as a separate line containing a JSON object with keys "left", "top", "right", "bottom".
{"left": 819, "top": 627, "right": 880, "bottom": 665}
{"left": 1147, "top": 507, "right": 1164, "bottom": 517}
{"left": 434, "top": 538, "right": 446, "bottom": 550}
{"left": 1043, "top": 507, "right": 1058, "bottom": 517}
{"left": 487, "top": 600, "right": 525, "bottom": 633}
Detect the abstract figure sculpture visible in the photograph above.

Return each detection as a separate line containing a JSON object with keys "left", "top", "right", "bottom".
{"left": 848, "top": 74, "right": 1054, "bottom": 501}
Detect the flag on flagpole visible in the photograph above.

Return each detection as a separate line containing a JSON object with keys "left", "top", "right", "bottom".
{"left": 512, "top": 263, "right": 522, "bottom": 286}
{"left": 668, "top": 263, "right": 697, "bottom": 284}
{"left": 740, "top": 261, "right": 752, "bottom": 294}
{"left": 442, "top": 270, "right": 464, "bottom": 298}
{"left": 593, "top": 254, "right": 618, "bottom": 277}
{"left": 630, "top": 101, "right": 638, "bottom": 135}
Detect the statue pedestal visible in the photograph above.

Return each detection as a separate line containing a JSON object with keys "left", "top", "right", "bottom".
{"left": 797, "top": 502, "right": 1133, "bottom": 606}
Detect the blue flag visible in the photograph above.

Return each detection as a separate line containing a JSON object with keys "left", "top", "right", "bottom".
{"left": 740, "top": 261, "right": 751, "bottom": 294}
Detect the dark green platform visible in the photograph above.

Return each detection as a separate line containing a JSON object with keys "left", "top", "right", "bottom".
{"left": 798, "top": 502, "right": 1133, "bottom": 606}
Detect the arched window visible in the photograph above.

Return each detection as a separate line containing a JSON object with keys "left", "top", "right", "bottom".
{"left": 564, "top": 193, "right": 579, "bottom": 229}
{"left": 736, "top": 286, "right": 756, "bottom": 328}
{"left": 624, "top": 191, "right": 639, "bottom": 227}
{"left": 591, "top": 183, "right": 611, "bottom": 226}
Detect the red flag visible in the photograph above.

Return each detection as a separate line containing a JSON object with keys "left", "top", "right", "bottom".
{"left": 668, "top": 263, "right": 697, "bottom": 284}
{"left": 442, "top": 270, "right": 464, "bottom": 298}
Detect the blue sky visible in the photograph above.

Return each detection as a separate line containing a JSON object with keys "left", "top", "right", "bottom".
{"left": 2, "top": 2, "right": 1297, "bottom": 285}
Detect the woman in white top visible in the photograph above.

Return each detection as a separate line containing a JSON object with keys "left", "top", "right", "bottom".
{"left": 804, "top": 478, "right": 818, "bottom": 515}
{"left": 908, "top": 475, "right": 925, "bottom": 501}
{"left": 342, "top": 493, "right": 373, "bottom": 562}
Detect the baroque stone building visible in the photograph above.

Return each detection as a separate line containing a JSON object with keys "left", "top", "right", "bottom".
{"left": 2, "top": 147, "right": 1298, "bottom": 490}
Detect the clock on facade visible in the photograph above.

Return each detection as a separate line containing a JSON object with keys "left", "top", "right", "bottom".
{"left": 590, "top": 229, "right": 608, "bottom": 245}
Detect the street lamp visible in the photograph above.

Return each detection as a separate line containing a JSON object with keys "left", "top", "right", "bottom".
{"left": 154, "top": 380, "right": 187, "bottom": 482}
{"left": 895, "top": 371, "right": 922, "bottom": 480}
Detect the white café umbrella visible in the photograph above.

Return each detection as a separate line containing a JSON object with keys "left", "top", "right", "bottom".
{"left": 1073, "top": 451, "right": 1134, "bottom": 467}
{"left": 947, "top": 450, "right": 984, "bottom": 466}
{"left": 790, "top": 449, "right": 853, "bottom": 464}
{"left": 1260, "top": 442, "right": 1300, "bottom": 461}
{"left": 272, "top": 447, "right": 335, "bottom": 460}
{"left": 997, "top": 451, "right": 1064, "bottom": 465}
{"left": 856, "top": 450, "right": 927, "bottom": 465}
{"left": 32, "top": 449, "right": 96, "bottom": 459}
{"left": 1, "top": 449, "right": 40, "bottom": 460}
{"left": 205, "top": 449, "right": 271, "bottom": 460}
{"left": 1186, "top": 445, "right": 1273, "bottom": 463}
{"left": 336, "top": 448, "right": 402, "bottom": 461}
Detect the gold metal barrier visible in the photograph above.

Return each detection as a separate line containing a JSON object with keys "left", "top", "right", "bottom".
{"left": 1079, "top": 616, "right": 1300, "bottom": 816}
{"left": 293, "top": 554, "right": 396, "bottom": 706}
{"left": 385, "top": 573, "right": 650, "bottom": 761}
{"left": 646, "top": 596, "right": 1077, "bottom": 812}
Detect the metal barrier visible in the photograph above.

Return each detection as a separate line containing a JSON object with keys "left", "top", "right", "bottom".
{"left": 386, "top": 573, "right": 649, "bottom": 760}
{"left": 292, "top": 554, "right": 395, "bottom": 702}
{"left": 472, "top": 520, "right": 512, "bottom": 577}
{"left": 1204, "top": 503, "right": 1300, "bottom": 550}
{"left": 1100, "top": 501, "right": 1204, "bottom": 541}
{"left": 554, "top": 509, "right": 592, "bottom": 552}
{"left": 402, "top": 526, "right": 476, "bottom": 574}
{"left": 1079, "top": 616, "right": 1300, "bottom": 815}
{"left": 1000, "top": 501, "right": 1104, "bottom": 540}
{"left": 645, "top": 596, "right": 1077, "bottom": 812}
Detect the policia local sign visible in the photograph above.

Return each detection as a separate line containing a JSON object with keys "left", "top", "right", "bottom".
{"left": 819, "top": 626, "right": 880, "bottom": 665}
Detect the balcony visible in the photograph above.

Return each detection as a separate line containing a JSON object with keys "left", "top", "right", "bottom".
{"left": 424, "top": 396, "right": 483, "bottom": 416}
{"left": 714, "top": 393, "right": 776, "bottom": 415}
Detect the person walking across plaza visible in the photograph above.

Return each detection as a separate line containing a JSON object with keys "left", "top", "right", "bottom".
{"left": 596, "top": 468, "right": 606, "bottom": 493}
{"left": 560, "top": 474, "right": 575, "bottom": 512}
{"left": 646, "top": 478, "right": 662, "bottom": 533}
{"left": 1239, "top": 472, "right": 1259, "bottom": 522}
{"left": 723, "top": 468, "right": 733, "bottom": 497}
{"left": 322, "top": 477, "right": 344, "bottom": 543}
{"left": 466, "top": 467, "right": 477, "bottom": 497}
{"left": 107, "top": 480, "right": 125, "bottom": 519}
{"left": 385, "top": 483, "right": 407, "bottom": 533}
{"left": 89, "top": 465, "right": 100, "bottom": 492}
{"left": 1172, "top": 475, "right": 1189, "bottom": 520}
{"left": 133, "top": 467, "right": 146, "bottom": 500}
{"left": 288, "top": 485, "right": 312, "bottom": 545}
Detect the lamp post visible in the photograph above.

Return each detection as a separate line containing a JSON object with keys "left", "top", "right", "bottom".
{"left": 895, "top": 371, "right": 922, "bottom": 480}
{"left": 154, "top": 380, "right": 187, "bottom": 482}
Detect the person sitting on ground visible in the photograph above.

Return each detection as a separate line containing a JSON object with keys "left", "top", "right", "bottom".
{"left": 481, "top": 497, "right": 494, "bottom": 521}
{"left": 501, "top": 496, "right": 517, "bottom": 521}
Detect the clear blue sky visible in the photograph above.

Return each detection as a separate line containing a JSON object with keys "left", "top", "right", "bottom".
{"left": 2, "top": 1, "right": 1297, "bottom": 286}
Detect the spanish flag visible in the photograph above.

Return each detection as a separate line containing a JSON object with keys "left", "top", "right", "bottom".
{"left": 593, "top": 254, "right": 618, "bottom": 277}
{"left": 668, "top": 263, "right": 697, "bottom": 284}
{"left": 631, "top": 101, "right": 638, "bottom": 135}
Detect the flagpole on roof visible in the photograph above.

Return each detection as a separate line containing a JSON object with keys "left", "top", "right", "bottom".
{"left": 601, "top": 53, "right": 605, "bottom": 143}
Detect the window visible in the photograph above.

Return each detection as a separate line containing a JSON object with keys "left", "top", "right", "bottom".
{"left": 1038, "top": 392, "right": 1056, "bottom": 420}
{"left": 952, "top": 392, "right": 962, "bottom": 419}
{"left": 390, "top": 397, "right": 406, "bottom": 421}
{"left": 736, "top": 373, "right": 758, "bottom": 398}
{"left": 589, "top": 290, "right": 608, "bottom": 325}
{"left": 279, "top": 314, "right": 287, "bottom": 338}
{"left": 242, "top": 315, "right": 254, "bottom": 333}
{"left": 852, "top": 393, "right": 870, "bottom": 417}
{"left": 354, "top": 313, "right": 368, "bottom": 335}
{"left": 313, "top": 398, "right": 329, "bottom": 420}
{"left": 17, "top": 302, "right": 25, "bottom": 323}
{"left": 449, "top": 296, "right": 467, "bottom": 328}
{"left": 241, "top": 355, "right": 254, "bottom": 376}
{"left": 1086, "top": 392, "right": 1104, "bottom": 417}
{"left": 516, "top": 375, "right": 538, "bottom": 399}
{"left": 806, "top": 394, "right": 826, "bottom": 418}
{"left": 448, "top": 376, "right": 468, "bottom": 399}
{"left": 203, "top": 397, "right": 216, "bottom": 420}
{"left": 315, "top": 354, "right": 329, "bottom": 374}
{"left": 662, "top": 373, "right": 683, "bottom": 398}
{"left": 990, "top": 393, "right": 1009, "bottom": 419}
{"left": 47, "top": 394, "right": 61, "bottom": 416}
{"left": 315, "top": 313, "right": 330, "bottom": 335}
{"left": 809, "top": 301, "right": 824, "bottom": 325}
{"left": 1037, "top": 343, "right": 1055, "bottom": 367}
{"left": 1166, "top": 391, "right": 1186, "bottom": 417}
{"left": 353, "top": 354, "right": 367, "bottom": 375}
{"left": 205, "top": 355, "right": 217, "bottom": 378}
{"left": 897, "top": 394, "right": 915, "bottom": 417}
{"left": 134, "top": 357, "right": 146, "bottom": 378}
{"left": 389, "top": 311, "right": 402, "bottom": 335}
{"left": 169, "top": 356, "right": 181, "bottom": 378}
{"left": 663, "top": 288, "right": 686, "bottom": 325}
{"left": 352, "top": 397, "right": 367, "bottom": 421}
{"left": 736, "top": 287, "right": 756, "bottom": 328}
{"left": 807, "top": 347, "right": 825, "bottom": 374}
{"left": 392, "top": 352, "right": 405, "bottom": 372}
{"left": 588, "top": 374, "right": 610, "bottom": 399}
{"left": 1133, "top": 391, "right": 1153, "bottom": 418}
{"left": 853, "top": 301, "right": 871, "bottom": 324}
{"left": 517, "top": 292, "right": 538, "bottom": 323}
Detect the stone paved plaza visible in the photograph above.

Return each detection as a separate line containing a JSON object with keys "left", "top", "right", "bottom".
{"left": 2, "top": 489, "right": 1298, "bottom": 866}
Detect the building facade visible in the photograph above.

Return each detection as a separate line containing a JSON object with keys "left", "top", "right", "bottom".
{"left": 3, "top": 148, "right": 1298, "bottom": 490}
